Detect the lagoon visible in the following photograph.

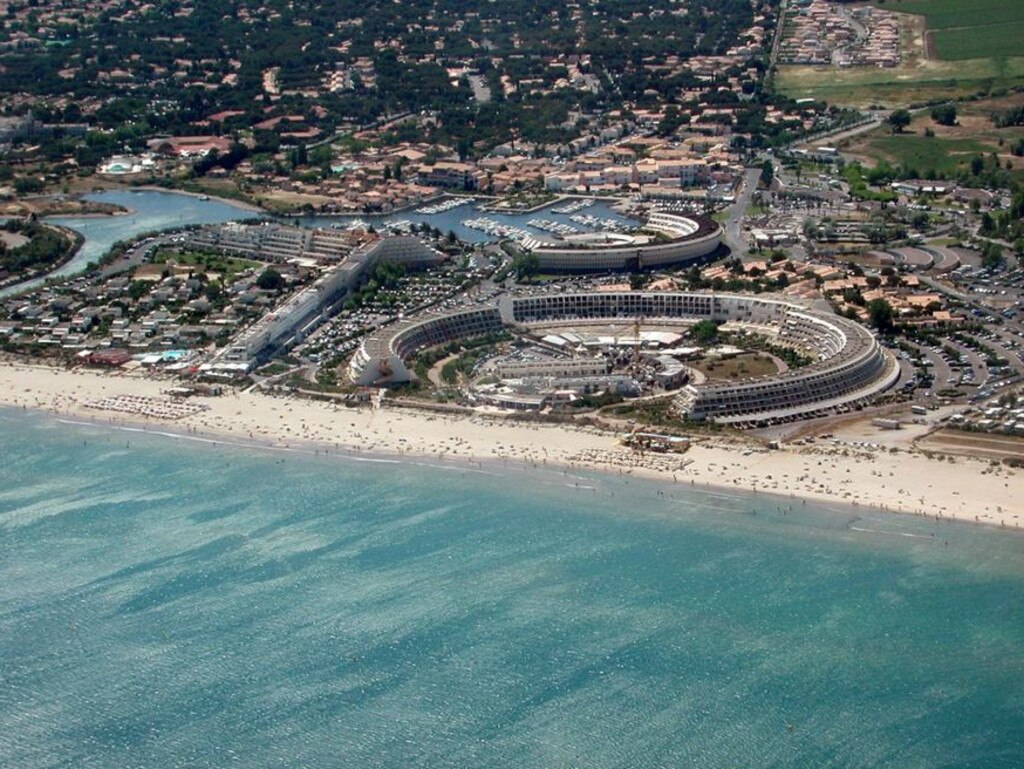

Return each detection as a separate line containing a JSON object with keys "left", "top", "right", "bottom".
{"left": 47, "top": 190, "right": 260, "bottom": 276}
{"left": 0, "top": 191, "right": 257, "bottom": 298}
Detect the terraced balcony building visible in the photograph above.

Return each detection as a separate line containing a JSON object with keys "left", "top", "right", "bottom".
{"left": 520, "top": 213, "right": 722, "bottom": 272}
{"left": 348, "top": 291, "right": 898, "bottom": 425}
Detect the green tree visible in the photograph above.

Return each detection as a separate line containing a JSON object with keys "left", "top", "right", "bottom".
{"left": 256, "top": 268, "right": 285, "bottom": 291}
{"left": 691, "top": 319, "right": 720, "bottom": 344}
{"left": 981, "top": 242, "right": 1004, "bottom": 271}
{"left": 980, "top": 212, "right": 995, "bottom": 235}
{"left": 759, "top": 158, "right": 774, "bottom": 188}
{"left": 512, "top": 251, "right": 540, "bottom": 282}
{"left": 930, "top": 104, "right": 957, "bottom": 126}
{"left": 843, "top": 287, "right": 865, "bottom": 306}
{"left": 309, "top": 145, "right": 332, "bottom": 166}
{"left": 205, "top": 281, "right": 223, "bottom": 301}
{"left": 14, "top": 177, "right": 45, "bottom": 194}
{"left": 867, "top": 298, "right": 895, "bottom": 333}
{"left": 888, "top": 109, "right": 911, "bottom": 134}
{"left": 128, "top": 280, "right": 150, "bottom": 300}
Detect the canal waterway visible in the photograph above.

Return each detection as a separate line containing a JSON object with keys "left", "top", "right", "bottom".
{"left": 0, "top": 189, "right": 636, "bottom": 297}
{"left": 25, "top": 190, "right": 631, "bottom": 276}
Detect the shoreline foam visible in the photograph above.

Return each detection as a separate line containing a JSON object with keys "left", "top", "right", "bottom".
{"left": 0, "top": 362, "right": 1020, "bottom": 530}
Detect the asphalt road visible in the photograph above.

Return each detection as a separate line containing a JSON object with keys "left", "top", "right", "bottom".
{"left": 721, "top": 167, "right": 761, "bottom": 255}
{"left": 99, "top": 235, "right": 175, "bottom": 278}
{"left": 919, "top": 274, "right": 1024, "bottom": 341}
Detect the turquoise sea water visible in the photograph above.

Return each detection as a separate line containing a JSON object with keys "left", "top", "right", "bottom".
{"left": 1, "top": 409, "right": 1022, "bottom": 768}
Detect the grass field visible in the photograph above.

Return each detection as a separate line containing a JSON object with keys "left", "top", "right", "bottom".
{"left": 691, "top": 353, "right": 779, "bottom": 381}
{"left": 152, "top": 249, "right": 261, "bottom": 281}
{"left": 775, "top": 57, "right": 1024, "bottom": 107}
{"left": 932, "top": 22, "right": 1024, "bottom": 61}
{"left": 864, "top": 135, "right": 989, "bottom": 174}
{"left": 841, "top": 93, "right": 1024, "bottom": 178}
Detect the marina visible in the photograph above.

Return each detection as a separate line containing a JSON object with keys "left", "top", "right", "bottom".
{"left": 27, "top": 190, "right": 636, "bottom": 276}
{"left": 569, "top": 213, "right": 638, "bottom": 232}
{"left": 415, "top": 196, "right": 477, "bottom": 215}
{"left": 552, "top": 198, "right": 597, "bottom": 214}
{"left": 527, "top": 218, "right": 580, "bottom": 236}
{"left": 462, "top": 217, "right": 532, "bottom": 242}
{"left": 329, "top": 218, "right": 370, "bottom": 231}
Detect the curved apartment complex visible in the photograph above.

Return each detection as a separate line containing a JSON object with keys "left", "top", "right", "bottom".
{"left": 349, "top": 306, "right": 504, "bottom": 384}
{"left": 349, "top": 291, "right": 898, "bottom": 425}
{"left": 520, "top": 213, "right": 722, "bottom": 272}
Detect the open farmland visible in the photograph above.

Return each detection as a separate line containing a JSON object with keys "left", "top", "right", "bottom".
{"left": 931, "top": 21, "right": 1024, "bottom": 61}
{"left": 857, "top": 135, "right": 988, "bottom": 175}
{"left": 776, "top": 0, "right": 1024, "bottom": 106}
{"left": 879, "top": 0, "right": 1024, "bottom": 30}
{"left": 876, "top": 0, "right": 1024, "bottom": 60}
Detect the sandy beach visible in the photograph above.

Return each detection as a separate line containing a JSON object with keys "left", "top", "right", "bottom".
{"left": 1, "top": 362, "right": 1021, "bottom": 530}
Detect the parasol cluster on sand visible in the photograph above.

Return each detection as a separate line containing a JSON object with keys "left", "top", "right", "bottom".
{"left": 83, "top": 394, "right": 209, "bottom": 420}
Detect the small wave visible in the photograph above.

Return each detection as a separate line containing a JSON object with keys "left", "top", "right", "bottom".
{"left": 849, "top": 526, "right": 933, "bottom": 540}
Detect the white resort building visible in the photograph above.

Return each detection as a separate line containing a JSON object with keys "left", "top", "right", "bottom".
{"left": 519, "top": 213, "right": 722, "bottom": 272}
{"left": 216, "top": 236, "right": 446, "bottom": 366}
{"left": 349, "top": 291, "right": 898, "bottom": 426}
{"left": 187, "top": 222, "right": 360, "bottom": 263}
